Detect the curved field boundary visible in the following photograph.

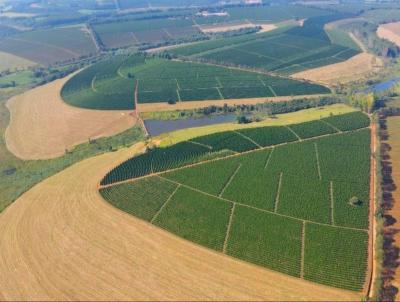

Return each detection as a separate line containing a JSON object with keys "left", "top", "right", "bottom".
{"left": 100, "top": 127, "right": 370, "bottom": 234}
{"left": 0, "top": 142, "right": 361, "bottom": 301}
{"left": 377, "top": 22, "right": 400, "bottom": 47}
{"left": 5, "top": 73, "right": 136, "bottom": 160}
{"left": 61, "top": 55, "right": 329, "bottom": 111}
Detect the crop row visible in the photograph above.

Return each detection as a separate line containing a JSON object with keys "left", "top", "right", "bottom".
{"left": 102, "top": 113, "right": 369, "bottom": 186}
{"left": 100, "top": 177, "right": 178, "bottom": 221}
{"left": 100, "top": 141, "right": 212, "bottom": 185}
{"left": 92, "top": 17, "right": 201, "bottom": 49}
{"left": 161, "top": 131, "right": 369, "bottom": 228}
{"left": 304, "top": 223, "right": 368, "bottom": 291}
{"left": 101, "top": 179, "right": 368, "bottom": 290}
{"left": 168, "top": 13, "right": 360, "bottom": 75}
{"left": 61, "top": 54, "right": 329, "bottom": 109}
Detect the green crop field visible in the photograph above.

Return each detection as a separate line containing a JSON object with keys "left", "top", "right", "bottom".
{"left": 100, "top": 112, "right": 371, "bottom": 291}
{"left": 61, "top": 54, "right": 329, "bottom": 110}
{"left": 0, "top": 25, "right": 97, "bottom": 65}
{"left": 168, "top": 13, "right": 361, "bottom": 75}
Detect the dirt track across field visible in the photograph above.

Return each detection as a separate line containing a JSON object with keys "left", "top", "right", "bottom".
{"left": 292, "top": 53, "right": 382, "bottom": 86}
{"left": 0, "top": 142, "right": 362, "bottom": 301}
{"left": 377, "top": 22, "right": 400, "bottom": 47}
{"left": 5, "top": 74, "right": 136, "bottom": 160}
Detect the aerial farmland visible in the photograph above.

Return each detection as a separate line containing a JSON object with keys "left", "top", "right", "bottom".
{"left": 0, "top": 0, "right": 399, "bottom": 301}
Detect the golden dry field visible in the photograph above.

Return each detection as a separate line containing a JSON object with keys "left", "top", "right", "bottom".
{"left": 5, "top": 73, "right": 136, "bottom": 160}
{"left": 0, "top": 141, "right": 362, "bottom": 301}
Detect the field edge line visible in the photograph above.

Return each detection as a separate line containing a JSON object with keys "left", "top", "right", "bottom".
{"left": 300, "top": 221, "right": 306, "bottom": 279}
{"left": 223, "top": 203, "right": 236, "bottom": 254}
{"left": 150, "top": 183, "right": 181, "bottom": 223}
{"left": 219, "top": 164, "right": 242, "bottom": 197}
{"left": 274, "top": 172, "right": 283, "bottom": 213}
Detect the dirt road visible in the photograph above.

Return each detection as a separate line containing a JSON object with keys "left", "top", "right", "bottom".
{"left": 0, "top": 142, "right": 361, "bottom": 301}
{"left": 366, "top": 121, "right": 377, "bottom": 297}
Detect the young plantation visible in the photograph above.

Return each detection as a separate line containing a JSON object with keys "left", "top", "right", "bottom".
{"left": 61, "top": 54, "right": 330, "bottom": 110}
{"left": 100, "top": 111, "right": 371, "bottom": 291}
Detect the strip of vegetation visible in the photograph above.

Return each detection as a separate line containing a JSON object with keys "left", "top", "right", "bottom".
{"left": 141, "top": 95, "right": 344, "bottom": 121}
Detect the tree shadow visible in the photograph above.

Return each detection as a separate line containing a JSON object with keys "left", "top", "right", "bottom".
{"left": 379, "top": 117, "right": 400, "bottom": 301}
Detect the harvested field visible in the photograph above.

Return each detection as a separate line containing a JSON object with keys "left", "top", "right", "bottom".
{"left": 0, "top": 141, "right": 361, "bottom": 301}
{"left": 377, "top": 22, "right": 400, "bottom": 47}
{"left": 0, "top": 26, "right": 97, "bottom": 65}
{"left": 292, "top": 53, "right": 382, "bottom": 85}
{"left": 5, "top": 73, "right": 136, "bottom": 160}
{"left": 0, "top": 51, "right": 36, "bottom": 71}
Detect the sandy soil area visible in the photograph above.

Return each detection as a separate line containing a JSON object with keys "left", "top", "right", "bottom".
{"left": 291, "top": 53, "right": 382, "bottom": 86}
{"left": 377, "top": 22, "right": 400, "bottom": 47}
{"left": 138, "top": 94, "right": 326, "bottom": 112}
{"left": 5, "top": 74, "right": 136, "bottom": 160}
{"left": 0, "top": 141, "right": 361, "bottom": 301}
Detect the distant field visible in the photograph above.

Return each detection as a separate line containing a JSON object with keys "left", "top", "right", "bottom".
{"left": 0, "top": 25, "right": 97, "bottom": 65}
{"left": 325, "top": 27, "right": 361, "bottom": 50}
{"left": 168, "top": 14, "right": 360, "bottom": 75}
{"left": 0, "top": 51, "right": 36, "bottom": 71}
{"left": 195, "top": 5, "right": 332, "bottom": 25}
{"left": 0, "top": 24, "right": 19, "bottom": 38}
{"left": 377, "top": 21, "right": 400, "bottom": 47}
{"left": 61, "top": 54, "right": 329, "bottom": 110}
{"left": 100, "top": 111, "right": 371, "bottom": 291}
{"left": 118, "top": 0, "right": 218, "bottom": 10}
{"left": 92, "top": 18, "right": 203, "bottom": 49}
{"left": 93, "top": 5, "right": 333, "bottom": 49}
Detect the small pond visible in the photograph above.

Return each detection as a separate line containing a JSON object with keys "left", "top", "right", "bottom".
{"left": 365, "top": 77, "right": 400, "bottom": 93}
